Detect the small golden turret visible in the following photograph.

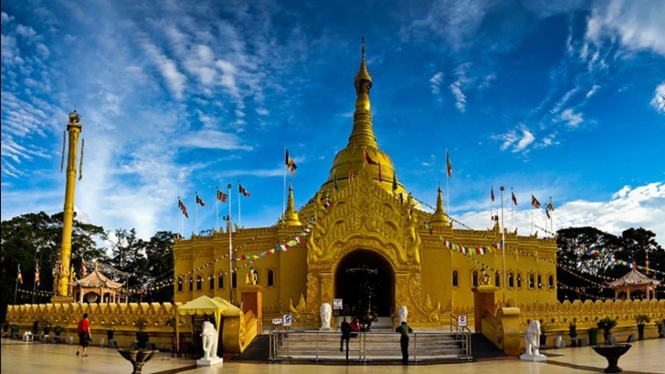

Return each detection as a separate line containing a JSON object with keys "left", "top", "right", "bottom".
{"left": 283, "top": 185, "right": 302, "bottom": 226}
{"left": 348, "top": 37, "right": 378, "bottom": 149}
{"left": 430, "top": 185, "right": 449, "bottom": 226}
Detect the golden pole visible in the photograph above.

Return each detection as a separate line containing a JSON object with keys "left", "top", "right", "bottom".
{"left": 53, "top": 109, "right": 82, "bottom": 303}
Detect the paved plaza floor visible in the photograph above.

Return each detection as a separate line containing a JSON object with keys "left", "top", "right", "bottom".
{"left": 1, "top": 337, "right": 663, "bottom": 373}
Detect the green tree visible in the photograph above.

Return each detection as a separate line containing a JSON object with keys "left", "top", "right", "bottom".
{"left": 144, "top": 231, "right": 175, "bottom": 302}
{"left": 105, "top": 228, "right": 149, "bottom": 302}
{"left": 1, "top": 212, "right": 107, "bottom": 322}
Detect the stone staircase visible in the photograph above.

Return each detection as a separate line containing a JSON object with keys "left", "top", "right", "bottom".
{"left": 271, "top": 325, "right": 471, "bottom": 363}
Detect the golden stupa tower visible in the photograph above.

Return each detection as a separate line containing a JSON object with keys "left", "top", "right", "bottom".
{"left": 52, "top": 109, "right": 83, "bottom": 303}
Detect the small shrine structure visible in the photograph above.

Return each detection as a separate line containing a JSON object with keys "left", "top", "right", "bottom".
{"left": 69, "top": 262, "right": 124, "bottom": 303}
{"left": 608, "top": 269, "right": 661, "bottom": 300}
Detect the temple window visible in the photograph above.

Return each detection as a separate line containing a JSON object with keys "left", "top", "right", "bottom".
{"left": 218, "top": 274, "right": 224, "bottom": 289}
{"left": 537, "top": 274, "right": 542, "bottom": 289}
{"left": 472, "top": 271, "right": 479, "bottom": 287}
{"left": 452, "top": 270, "right": 459, "bottom": 287}
{"left": 495, "top": 272, "right": 500, "bottom": 287}
{"left": 529, "top": 274, "right": 535, "bottom": 289}
{"left": 508, "top": 273, "right": 514, "bottom": 288}
{"left": 517, "top": 273, "right": 522, "bottom": 288}
{"left": 232, "top": 272, "right": 237, "bottom": 288}
{"left": 254, "top": 270, "right": 260, "bottom": 284}
{"left": 548, "top": 275, "right": 554, "bottom": 289}
{"left": 189, "top": 277, "right": 193, "bottom": 291}
{"left": 178, "top": 277, "right": 183, "bottom": 292}
{"left": 209, "top": 275, "right": 215, "bottom": 290}
{"left": 197, "top": 276, "right": 202, "bottom": 291}
{"left": 268, "top": 270, "right": 274, "bottom": 287}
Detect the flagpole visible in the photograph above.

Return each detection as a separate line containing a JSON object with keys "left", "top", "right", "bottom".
{"left": 490, "top": 186, "right": 494, "bottom": 224}
{"left": 227, "top": 183, "right": 233, "bottom": 304}
{"left": 446, "top": 149, "right": 450, "bottom": 216}
{"left": 32, "top": 261, "right": 38, "bottom": 304}
{"left": 14, "top": 264, "right": 19, "bottom": 304}
{"left": 216, "top": 187, "right": 219, "bottom": 230}
{"left": 195, "top": 193, "right": 199, "bottom": 235}
{"left": 510, "top": 188, "right": 514, "bottom": 231}
{"left": 237, "top": 181, "right": 242, "bottom": 228}
{"left": 500, "top": 186, "right": 506, "bottom": 304}
{"left": 283, "top": 148, "right": 287, "bottom": 217}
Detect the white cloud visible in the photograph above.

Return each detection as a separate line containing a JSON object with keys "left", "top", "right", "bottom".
{"left": 650, "top": 82, "right": 665, "bottom": 114}
{"left": 585, "top": 0, "right": 665, "bottom": 57}
{"left": 494, "top": 126, "right": 535, "bottom": 153}
{"left": 177, "top": 129, "right": 253, "bottom": 151}
{"left": 429, "top": 72, "right": 444, "bottom": 95}
{"left": 456, "top": 182, "right": 665, "bottom": 241}
{"left": 558, "top": 108, "right": 584, "bottom": 127}
{"left": 586, "top": 84, "right": 601, "bottom": 98}
{"left": 140, "top": 39, "right": 187, "bottom": 100}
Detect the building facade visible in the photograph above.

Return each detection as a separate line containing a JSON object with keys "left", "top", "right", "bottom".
{"left": 173, "top": 43, "right": 557, "bottom": 327}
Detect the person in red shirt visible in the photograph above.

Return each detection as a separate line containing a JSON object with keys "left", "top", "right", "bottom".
{"left": 76, "top": 313, "right": 92, "bottom": 357}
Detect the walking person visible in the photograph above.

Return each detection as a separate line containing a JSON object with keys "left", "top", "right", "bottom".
{"left": 340, "top": 317, "right": 351, "bottom": 352}
{"left": 76, "top": 313, "right": 92, "bottom": 357}
{"left": 396, "top": 321, "right": 413, "bottom": 365}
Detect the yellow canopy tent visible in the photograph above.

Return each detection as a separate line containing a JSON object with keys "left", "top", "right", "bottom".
{"left": 175, "top": 295, "right": 239, "bottom": 353}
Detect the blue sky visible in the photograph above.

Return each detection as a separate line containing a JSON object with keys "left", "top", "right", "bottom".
{"left": 2, "top": 0, "right": 664, "bottom": 245}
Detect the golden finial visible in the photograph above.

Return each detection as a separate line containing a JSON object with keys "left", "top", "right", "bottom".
{"left": 430, "top": 184, "right": 449, "bottom": 226}
{"left": 283, "top": 184, "right": 302, "bottom": 226}
{"left": 68, "top": 109, "right": 81, "bottom": 124}
{"left": 362, "top": 36, "right": 365, "bottom": 62}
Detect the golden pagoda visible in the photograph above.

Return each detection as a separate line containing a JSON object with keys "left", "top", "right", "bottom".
{"left": 173, "top": 40, "right": 558, "bottom": 327}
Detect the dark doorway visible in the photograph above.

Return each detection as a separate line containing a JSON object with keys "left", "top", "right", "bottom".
{"left": 334, "top": 250, "right": 395, "bottom": 316}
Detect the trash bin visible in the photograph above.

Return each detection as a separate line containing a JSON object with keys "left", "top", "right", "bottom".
{"left": 588, "top": 328, "right": 597, "bottom": 346}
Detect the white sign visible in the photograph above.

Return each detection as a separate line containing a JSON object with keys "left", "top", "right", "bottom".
{"left": 272, "top": 318, "right": 283, "bottom": 325}
{"left": 457, "top": 315, "right": 467, "bottom": 327}
{"left": 333, "top": 298, "right": 343, "bottom": 310}
{"left": 283, "top": 314, "right": 292, "bottom": 327}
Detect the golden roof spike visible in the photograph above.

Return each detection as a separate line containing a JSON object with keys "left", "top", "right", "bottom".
{"left": 283, "top": 184, "right": 302, "bottom": 226}
{"left": 348, "top": 37, "right": 377, "bottom": 148}
{"left": 431, "top": 185, "right": 449, "bottom": 226}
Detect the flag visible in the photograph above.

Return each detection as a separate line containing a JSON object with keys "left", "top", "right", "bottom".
{"left": 446, "top": 151, "right": 452, "bottom": 178}
{"left": 178, "top": 199, "right": 189, "bottom": 218}
{"left": 378, "top": 163, "right": 382, "bottom": 181}
{"left": 348, "top": 161, "right": 354, "bottom": 181}
{"left": 333, "top": 170, "right": 339, "bottom": 192}
{"left": 35, "top": 267, "right": 40, "bottom": 286}
{"left": 547, "top": 197, "right": 555, "bottom": 211}
{"left": 363, "top": 147, "right": 379, "bottom": 165}
{"left": 546, "top": 208, "right": 551, "bottom": 219}
{"left": 196, "top": 194, "right": 206, "bottom": 207}
{"left": 18, "top": 266, "right": 23, "bottom": 284}
{"left": 531, "top": 195, "right": 541, "bottom": 209}
{"left": 511, "top": 191, "right": 518, "bottom": 205}
{"left": 285, "top": 149, "right": 297, "bottom": 175}
{"left": 490, "top": 186, "right": 495, "bottom": 202}
{"left": 216, "top": 189, "right": 228, "bottom": 202}
{"left": 239, "top": 184, "right": 250, "bottom": 197}
{"left": 81, "top": 259, "right": 88, "bottom": 277}
{"left": 392, "top": 173, "right": 398, "bottom": 192}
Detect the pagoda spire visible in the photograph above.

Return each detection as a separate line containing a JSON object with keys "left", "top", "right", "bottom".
{"left": 430, "top": 184, "right": 449, "bottom": 226}
{"left": 348, "top": 37, "right": 378, "bottom": 149}
{"left": 283, "top": 184, "right": 302, "bottom": 226}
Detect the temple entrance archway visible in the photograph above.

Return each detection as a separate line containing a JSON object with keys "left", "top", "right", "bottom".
{"left": 334, "top": 249, "right": 395, "bottom": 316}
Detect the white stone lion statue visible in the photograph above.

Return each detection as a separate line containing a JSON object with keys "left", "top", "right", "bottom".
{"left": 398, "top": 306, "right": 408, "bottom": 324}
{"left": 523, "top": 320, "right": 544, "bottom": 357}
{"left": 320, "top": 303, "right": 332, "bottom": 329}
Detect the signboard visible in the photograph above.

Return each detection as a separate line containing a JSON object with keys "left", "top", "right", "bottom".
{"left": 333, "top": 298, "right": 343, "bottom": 310}
{"left": 457, "top": 315, "right": 467, "bottom": 327}
{"left": 272, "top": 318, "right": 283, "bottom": 325}
{"left": 283, "top": 314, "right": 292, "bottom": 327}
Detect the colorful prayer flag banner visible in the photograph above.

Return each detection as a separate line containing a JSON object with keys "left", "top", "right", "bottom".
{"left": 18, "top": 266, "right": 23, "bottom": 284}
